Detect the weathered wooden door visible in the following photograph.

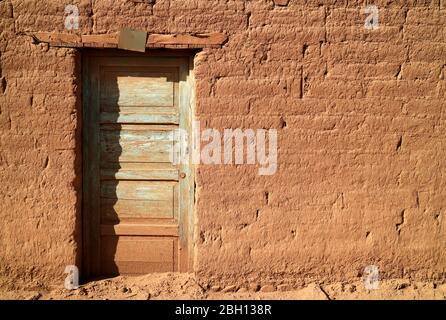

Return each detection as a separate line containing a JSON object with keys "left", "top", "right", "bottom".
{"left": 83, "top": 52, "right": 194, "bottom": 277}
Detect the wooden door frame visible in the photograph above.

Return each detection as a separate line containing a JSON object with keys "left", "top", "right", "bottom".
{"left": 81, "top": 49, "right": 196, "bottom": 279}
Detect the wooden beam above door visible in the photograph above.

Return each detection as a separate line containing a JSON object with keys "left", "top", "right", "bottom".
{"left": 30, "top": 32, "right": 227, "bottom": 49}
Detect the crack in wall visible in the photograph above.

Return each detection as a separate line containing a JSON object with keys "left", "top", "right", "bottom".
{"left": 264, "top": 191, "right": 270, "bottom": 205}
{"left": 396, "top": 209, "right": 406, "bottom": 236}
{"left": 396, "top": 136, "right": 403, "bottom": 151}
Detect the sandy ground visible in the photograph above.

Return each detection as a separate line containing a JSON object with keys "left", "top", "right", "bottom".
{"left": 1, "top": 273, "right": 445, "bottom": 300}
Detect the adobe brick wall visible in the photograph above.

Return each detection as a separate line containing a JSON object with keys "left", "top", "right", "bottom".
{"left": 1, "top": 0, "right": 445, "bottom": 290}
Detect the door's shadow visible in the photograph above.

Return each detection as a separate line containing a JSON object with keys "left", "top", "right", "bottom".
{"left": 98, "top": 69, "right": 121, "bottom": 277}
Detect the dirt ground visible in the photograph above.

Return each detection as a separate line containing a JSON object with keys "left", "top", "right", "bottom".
{"left": 0, "top": 273, "right": 445, "bottom": 300}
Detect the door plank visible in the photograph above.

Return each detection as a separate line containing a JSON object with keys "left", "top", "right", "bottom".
{"left": 101, "top": 198, "right": 174, "bottom": 220}
{"left": 101, "top": 124, "right": 177, "bottom": 131}
{"left": 101, "top": 106, "right": 176, "bottom": 113}
{"left": 100, "top": 236, "right": 175, "bottom": 275}
{"left": 100, "top": 112, "right": 179, "bottom": 124}
{"left": 101, "top": 128, "right": 174, "bottom": 142}
{"left": 101, "top": 168, "right": 178, "bottom": 181}
{"left": 100, "top": 128, "right": 175, "bottom": 163}
{"left": 100, "top": 180, "right": 175, "bottom": 201}
{"left": 100, "top": 72, "right": 175, "bottom": 108}
{"left": 101, "top": 224, "right": 179, "bottom": 236}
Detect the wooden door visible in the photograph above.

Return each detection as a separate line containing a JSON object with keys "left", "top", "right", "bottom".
{"left": 83, "top": 52, "right": 194, "bottom": 277}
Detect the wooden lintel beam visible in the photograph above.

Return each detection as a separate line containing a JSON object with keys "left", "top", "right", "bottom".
{"left": 32, "top": 32, "right": 227, "bottom": 49}
{"left": 147, "top": 33, "right": 227, "bottom": 46}
{"left": 273, "top": 0, "right": 290, "bottom": 5}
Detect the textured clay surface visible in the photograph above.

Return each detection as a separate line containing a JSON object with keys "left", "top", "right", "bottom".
{"left": 1, "top": 273, "right": 446, "bottom": 300}
{"left": 0, "top": 0, "right": 446, "bottom": 294}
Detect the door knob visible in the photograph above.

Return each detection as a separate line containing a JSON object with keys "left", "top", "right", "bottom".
{"left": 180, "top": 172, "right": 186, "bottom": 179}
